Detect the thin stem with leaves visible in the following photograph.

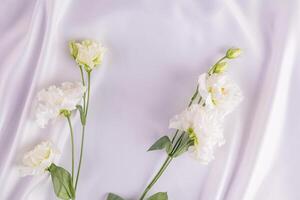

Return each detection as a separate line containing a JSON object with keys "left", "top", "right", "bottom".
{"left": 139, "top": 85, "right": 200, "bottom": 199}
{"left": 75, "top": 70, "right": 91, "bottom": 190}
{"left": 109, "top": 49, "right": 242, "bottom": 200}
{"left": 139, "top": 156, "right": 173, "bottom": 200}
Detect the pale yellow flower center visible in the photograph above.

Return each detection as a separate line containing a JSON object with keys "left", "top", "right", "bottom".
{"left": 208, "top": 86, "right": 228, "bottom": 105}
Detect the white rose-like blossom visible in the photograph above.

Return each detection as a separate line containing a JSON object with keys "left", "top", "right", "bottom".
{"left": 198, "top": 73, "right": 243, "bottom": 116}
{"left": 69, "top": 40, "right": 105, "bottom": 71}
{"left": 169, "top": 105, "right": 225, "bottom": 164}
{"left": 35, "top": 82, "right": 85, "bottom": 128}
{"left": 20, "top": 141, "right": 60, "bottom": 176}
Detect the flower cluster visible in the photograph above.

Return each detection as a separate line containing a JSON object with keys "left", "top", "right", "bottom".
{"left": 18, "top": 42, "right": 241, "bottom": 200}
{"left": 168, "top": 48, "right": 243, "bottom": 164}
{"left": 20, "top": 39, "right": 105, "bottom": 200}
{"left": 169, "top": 105, "right": 224, "bottom": 164}
{"left": 108, "top": 48, "right": 243, "bottom": 200}
{"left": 198, "top": 73, "right": 243, "bottom": 116}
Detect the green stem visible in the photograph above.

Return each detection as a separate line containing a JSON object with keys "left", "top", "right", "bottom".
{"left": 139, "top": 132, "right": 185, "bottom": 200}
{"left": 198, "top": 96, "right": 203, "bottom": 104}
{"left": 66, "top": 115, "right": 75, "bottom": 185}
{"left": 139, "top": 156, "right": 173, "bottom": 200}
{"left": 75, "top": 71, "right": 91, "bottom": 190}
{"left": 79, "top": 66, "right": 86, "bottom": 111}
{"left": 75, "top": 125, "right": 85, "bottom": 190}
{"left": 188, "top": 85, "right": 199, "bottom": 107}
{"left": 140, "top": 62, "right": 213, "bottom": 198}
{"left": 171, "top": 130, "right": 179, "bottom": 143}
{"left": 85, "top": 72, "right": 91, "bottom": 117}
{"left": 170, "top": 132, "right": 184, "bottom": 156}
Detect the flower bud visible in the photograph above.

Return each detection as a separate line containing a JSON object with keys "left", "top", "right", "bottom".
{"left": 69, "top": 41, "right": 78, "bottom": 59}
{"left": 213, "top": 62, "right": 228, "bottom": 74}
{"left": 69, "top": 39, "right": 105, "bottom": 71}
{"left": 226, "top": 48, "right": 241, "bottom": 59}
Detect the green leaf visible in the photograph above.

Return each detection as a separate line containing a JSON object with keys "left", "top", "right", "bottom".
{"left": 107, "top": 193, "right": 125, "bottom": 200}
{"left": 76, "top": 105, "right": 86, "bottom": 125}
{"left": 148, "top": 192, "right": 168, "bottom": 200}
{"left": 148, "top": 136, "right": 172, "bottom": 153}
{"left": 48, "top": 163, "right": 75, "bottom": 200}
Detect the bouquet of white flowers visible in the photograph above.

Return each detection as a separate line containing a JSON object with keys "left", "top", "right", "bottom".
{"left": 20, "top": 40, "right": 105, "bottom": 200}
{"left": 107, "top": 48, "right": 243, "bottom": 200}
{"left": 19, "top": 45, "right": 242, "bottom": 200}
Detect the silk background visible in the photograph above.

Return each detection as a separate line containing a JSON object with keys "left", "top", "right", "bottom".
{"left": 1, "top": 0, "right": 300, "bottom": 199}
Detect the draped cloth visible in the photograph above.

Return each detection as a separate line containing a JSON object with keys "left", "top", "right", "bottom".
{"left": 0, "top": 0, "right": 299, "bottom": 199}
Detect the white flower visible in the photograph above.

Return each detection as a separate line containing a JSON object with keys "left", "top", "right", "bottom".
{"left": 169, "top": 105, "right": 225, "bottom": 164}
{"left": 35, "top": 82, "right": 85, "bottom": 128}
{"left": 198, "top": 73, "right": 243, "bottom": 116}
{"left": 69, "top": 40, "right": 105, "bottom": 71}
{"left": 20, "top": 141, "right": 60, "bottom": 176}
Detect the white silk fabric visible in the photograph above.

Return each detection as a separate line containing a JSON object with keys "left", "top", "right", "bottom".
{"left": 1, "top": 0, "right": 300, "bottom": 199}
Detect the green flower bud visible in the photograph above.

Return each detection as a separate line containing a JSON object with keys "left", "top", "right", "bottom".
{"left": 69, "top": 41, "right": 78, "bottom": 59}
{"left": 226, "top": 48, "right": 241, "bottom": 59}
{"left": 213, "top": 62, "right": 228, "bottom": 74}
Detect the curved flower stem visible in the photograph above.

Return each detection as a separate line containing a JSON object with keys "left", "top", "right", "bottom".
{"left": 139, "top": 156, "right": 173, "bottom": 200}
{"left": 66, "top": 115, "right": 75, "bottom": 185}
{"left": 75, "top": 71, "right": 91, "bottom": 190}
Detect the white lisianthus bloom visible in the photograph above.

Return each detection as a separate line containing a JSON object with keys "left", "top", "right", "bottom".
{"left": 69, "top": 40, "right": 105, "bottom": 71}
{"left": 35, "top": 82, "right": 85, "bottom": 128}
{"left": 198, "top": 73, "right": 243, "bottom": 116}
{"left": 20, "top": 141, "right": 60, "bottom": 176}
{"left": 169, "top": 105, "right": 225, "bottom": 164}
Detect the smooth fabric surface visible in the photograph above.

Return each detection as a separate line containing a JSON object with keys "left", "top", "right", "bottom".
{"left": 1, "top": 0, "right": 300, "bottom": 199}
